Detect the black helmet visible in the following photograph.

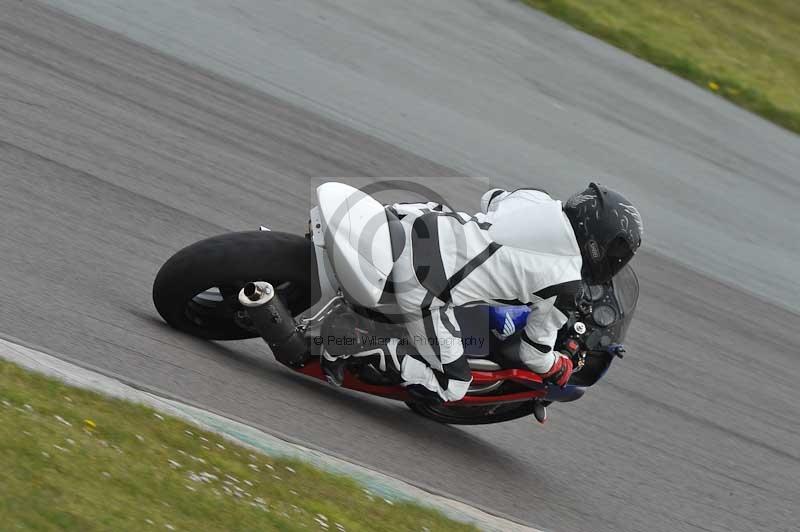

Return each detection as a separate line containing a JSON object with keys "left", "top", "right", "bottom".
{"left": 564, "top": 182, "right": 643, "bottom": 284}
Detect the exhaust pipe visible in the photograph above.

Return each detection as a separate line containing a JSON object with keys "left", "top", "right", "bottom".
{"left": 238, "top": 281, "right": 307, "bottom": 366}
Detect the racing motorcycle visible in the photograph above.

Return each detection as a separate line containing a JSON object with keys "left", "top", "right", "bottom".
{"left": 153, "top": 183, "right": 638, "bottom": 424}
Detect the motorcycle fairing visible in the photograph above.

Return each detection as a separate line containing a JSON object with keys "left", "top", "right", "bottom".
{"left": 294, "top": 358, "right": 587, "bottom": 404}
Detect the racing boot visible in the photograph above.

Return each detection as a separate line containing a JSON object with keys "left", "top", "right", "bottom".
{"left": 318, "top": 308, "right": 366, "bottom": 386}
{"left": 319, "top": 309, "right": 403, "bottom": 386}
{"left": 353, "top": 340, "right": 443, "bottom": 406}
{"left": 321, "top": 338, "right": 404, "bottom": 386}
{"left": 320, "top": 349, "right": 350, "bottom": 386}
{"left": 322, "top": 336, "right": 445, "bottom": 406}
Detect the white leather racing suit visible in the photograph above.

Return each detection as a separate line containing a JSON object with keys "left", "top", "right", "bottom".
{"left": 388, "top": 189, "right": 583, "bottom": 401}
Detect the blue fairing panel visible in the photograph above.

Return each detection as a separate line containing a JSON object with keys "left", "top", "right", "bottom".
{"left": 455, "top": 305, "right": 530, "bottom": 356}
{"left": 488, "top": 305, "right": 530, "bottom": 340}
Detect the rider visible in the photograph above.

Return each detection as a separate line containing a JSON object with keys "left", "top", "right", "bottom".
{"left": 321, "top": 183, "right": 643, "bottom": 403}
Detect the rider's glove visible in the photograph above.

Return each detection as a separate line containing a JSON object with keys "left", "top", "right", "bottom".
{"left": 539, "top": 353, "right": 574, "bottom": 388}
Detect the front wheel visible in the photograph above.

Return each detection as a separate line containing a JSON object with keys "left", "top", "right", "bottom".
{"left": 405, "top": 400, "right": 539, "bottom": 425}
{"left": 153, "top": 231, "right": 316, "bottom": 340}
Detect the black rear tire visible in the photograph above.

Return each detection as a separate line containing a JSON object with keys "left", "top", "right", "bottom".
{"left": 153, "top": 231, "right": 316, "bottom": 340}
{"left": 405, "top": 400, "right": 538, "bottom": 425}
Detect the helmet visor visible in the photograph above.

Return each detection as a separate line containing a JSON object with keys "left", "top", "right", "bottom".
{"left": 605, "top": 236, "right": 635, "bottom": 279}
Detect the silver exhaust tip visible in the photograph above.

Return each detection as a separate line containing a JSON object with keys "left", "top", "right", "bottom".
{"left": 239, "top": 281, "right": 274, "bottom": 306}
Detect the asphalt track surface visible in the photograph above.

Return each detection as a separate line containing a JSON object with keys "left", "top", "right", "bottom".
{"left": 0, "top": 2, "right": 798, "bottom": 532}
{"left": 35, "top": 0, "right": 800, "bottom": 313}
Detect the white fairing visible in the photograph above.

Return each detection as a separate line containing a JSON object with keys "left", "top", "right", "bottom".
{"left": 315, "top": 182, "right": 394, "bottom": 307}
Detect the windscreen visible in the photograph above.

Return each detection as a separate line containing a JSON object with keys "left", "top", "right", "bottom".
{"left": 611, "top": 264, "right": 639, "bottom": 341}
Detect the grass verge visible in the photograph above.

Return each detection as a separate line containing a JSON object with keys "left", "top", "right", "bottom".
{"left": 523, "top": 0, "right": 800, "bottom": 134}
{"left": 0, "top": 359, "right": 476, "bottom": 532}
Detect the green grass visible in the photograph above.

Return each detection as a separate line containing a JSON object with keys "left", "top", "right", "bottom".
{"left": 523, "top": 0, "right": 800, "bottom": 134}
{"left": 0, "top": 360, "right": 476, "bottom": 532}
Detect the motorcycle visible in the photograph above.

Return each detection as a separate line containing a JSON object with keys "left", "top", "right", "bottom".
{"left": 153, "top": 182, "right": 638, "bottom": 424}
